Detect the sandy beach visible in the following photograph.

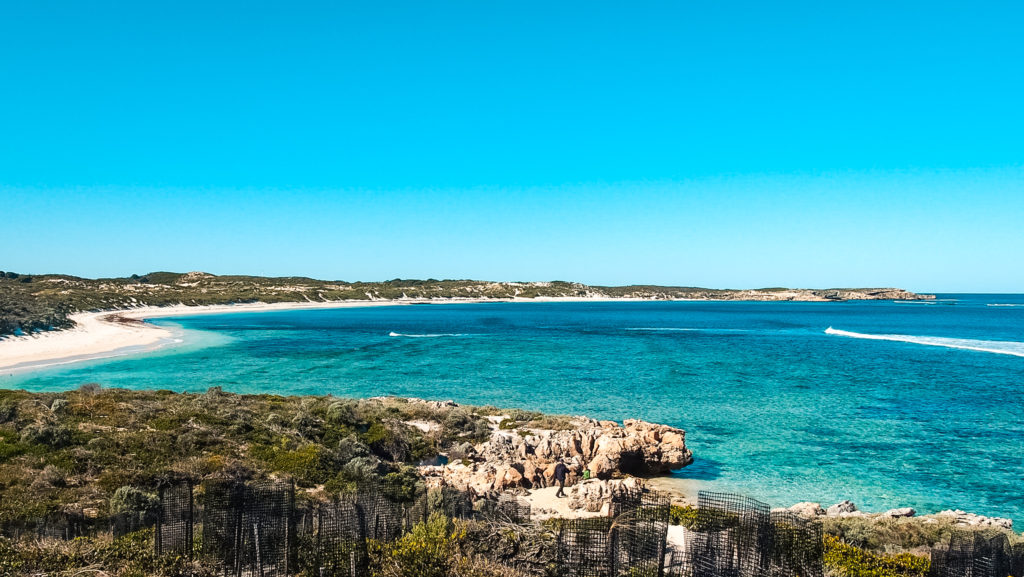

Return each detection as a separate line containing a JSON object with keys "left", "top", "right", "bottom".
{"left": 0, "top": 297, "right": 656, "bottom": 374}
{"left": 0, "top": 300, "right": 430, "bottom": 373}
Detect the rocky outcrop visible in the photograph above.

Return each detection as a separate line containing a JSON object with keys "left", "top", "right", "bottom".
{"left": 933, "top": 510, "right": 1013, "bottom": 529}
{"left": 568, "top": 478, "right": 645, "bottom": 513}
{"left": 826, "top": 500, "right": 858, "bottom": 516}
{"left": 785, "top": 502, "right": 826, "bottom": 518}
{"left": 881, "top": 507, "right": 916, "bottom": 518}
{"left": 782, "top": 500, "right": 1013, "bottom": 530}
{"left": 420, "top": 417, "right": 692, "bottom": 496}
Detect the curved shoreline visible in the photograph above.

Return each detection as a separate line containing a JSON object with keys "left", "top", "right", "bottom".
{"left": 0, "top": 297, "right": 662, "bottom": 374}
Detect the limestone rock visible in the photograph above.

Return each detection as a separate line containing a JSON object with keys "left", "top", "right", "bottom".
{"left": 881, "top": 507, "right": 916, "bottom": 518}
{"left": 787, "top": 502, "right": 825, "bottom": 518}
{"left": 421, "top": 416, "right": 692, "bottom": 495}
{"left": 826, "top": 500, "right": 857, "bottom": 516}
{"left": 568, "top": 478, "right": 645, "bottom": 513}
{"left": 934, "top": 510, "right": 1013, "bottom": 529}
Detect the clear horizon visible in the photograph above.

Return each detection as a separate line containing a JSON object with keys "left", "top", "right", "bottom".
{"left": 3, "top": 2, "right": 1022, "bottom": 293}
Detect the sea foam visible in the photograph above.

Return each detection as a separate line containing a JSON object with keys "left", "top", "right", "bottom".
{"left": 388, "top": 332, "right": 464, "bottom": 338}
{"left": 825, "top": 327, "right": 1024, "bottom": 357}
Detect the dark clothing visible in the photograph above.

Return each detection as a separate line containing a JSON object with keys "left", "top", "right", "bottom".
{"left": 554, "top": 463, "right": 568, "bottom": 497}
{"left": 553, "top": 463, "right": 568, "bottom": 482}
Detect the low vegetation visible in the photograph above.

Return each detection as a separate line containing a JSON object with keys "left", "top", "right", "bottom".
{"left": 0, "top": 387, "right": 509, "bottom": 526}
{"left": 1, "top": 387, "right": 1017, "bottom": 576}
{"left": 0, "top": 270, "right": 930, "bottom": 336}
{"left": 823, "top": 534, "right": 931, "bottom": 577}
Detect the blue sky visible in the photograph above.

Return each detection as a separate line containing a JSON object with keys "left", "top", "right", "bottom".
{"left": 2, "top": 2, "right": 1022, "bottom": 291}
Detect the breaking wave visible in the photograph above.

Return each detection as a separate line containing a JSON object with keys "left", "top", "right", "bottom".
{"left": 825, "top": 327, "right": 1024, "bottom": 357}
{"left": 625, "top": 327, "right": 698, "bottom": 331}
{"left": 625, "top": 327, "right": 751, "bottom": 333}
{"left": 988, "top": 304, "right": 1024, "bottom": 307}
{"left": 388, "top": 332, "right": 465, "bottom": 338}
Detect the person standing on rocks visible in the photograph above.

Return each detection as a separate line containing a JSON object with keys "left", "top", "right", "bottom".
{"left": 553, "top": 462, "right": 569, "bottom": 497}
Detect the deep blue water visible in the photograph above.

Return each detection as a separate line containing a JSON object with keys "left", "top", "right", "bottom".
{"left": 4, "top": 295, "right": 1024, "bottom": 523}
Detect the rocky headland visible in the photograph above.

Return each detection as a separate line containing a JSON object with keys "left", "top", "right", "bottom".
{"left": 419, "top": 413, "right": 692, "bottom": 498}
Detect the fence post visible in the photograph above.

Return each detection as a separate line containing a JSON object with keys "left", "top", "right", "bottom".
{"left": 155, "top": 486, "right": 164, "bottom": 557}
{"left": 610, "top": 525, "right": 619, "bottom": 577}
{"left": 234, "top": 484, "right": 244, "bottom": 577}
{"left": 187, "top": 482, "right": 194, "bottom": 562}
{"left": 285, "top": 479, "right": 294, "bottom": 576}
{"left": 315, "top": 504, "right": 322, "bottom": 577}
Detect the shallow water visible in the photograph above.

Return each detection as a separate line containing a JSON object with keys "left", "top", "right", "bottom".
{"left": 4, "top": 295, "right": 1024, "bottom": 523}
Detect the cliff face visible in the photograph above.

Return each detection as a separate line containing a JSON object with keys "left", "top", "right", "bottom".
{"left": 420, "top": 416, "right": 693, "bottom": 496}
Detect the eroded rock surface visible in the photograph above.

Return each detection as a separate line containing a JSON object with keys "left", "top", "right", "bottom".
{"left": 421, "top": 416, "right": 692, "bottom": 496}
{"left": 784, "top": 500, "right": 1013, "bottom": 530}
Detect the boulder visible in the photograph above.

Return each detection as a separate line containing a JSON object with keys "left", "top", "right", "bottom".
{"left": 568, "top": 478, "right": 645, "bottom": 513}
{"left": 934, "top": 510, "right": 1013, "bottom": 529}
{"left": 826, "top": 500, "right": 857, "bottom": 516}
{"left": 496, "top": 465, "right": 524, "bottom": 490}
{"left": 881, "top": 507, "right": 916, "bottom": 518}
{"left": 787, "top": 502, "right": 825, "bottom": 518}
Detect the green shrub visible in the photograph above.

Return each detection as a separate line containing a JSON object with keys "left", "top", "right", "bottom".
{"left": 251, "top": 443, "right": 340, "bottom": 486}
{"left": 0, "top": 400, "right": 16, "bottom": 424}
{"left": 0, "top": 438, "right": 30, "bottom": 463}
{"left": 0, "top": 528, "right": 191, "bottom": 576}
{"left": 110, "top": 486, "right": 160, "bottom": 515}
{"left": 669, "top": 504, "right": 699, "bottom": 528}
{"left": 441, "top": 409, "right": 491, "bottom": 446}
{"left": 19, "top": 423, "right": 72, "bottom": 448}
{"left": 823, "top": 534, "right": 930, "bottom": 577}
{"left": 381, "top": 467, "right": 422, "bottom": 502}
{"left": 371, "top": 512, "right": 465, "bottom": 577}
{"left": 821, "top": 515, "right": 958, "bottom": 552}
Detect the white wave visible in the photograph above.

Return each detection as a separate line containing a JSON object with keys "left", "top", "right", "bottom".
{"left": 388, "top": 332, "right": 464, "bottom": 338}
{"left": 625, "top": 327, "right": 749, "bottom": 333}
{"left": 987, "top": 304, "right": 1024, "bottom": 307}
{"left": 825, "top": 327, "right": 1024, "bottom": 357}
{"left": 625, "top": 327, "right": 699, "bottom": 331}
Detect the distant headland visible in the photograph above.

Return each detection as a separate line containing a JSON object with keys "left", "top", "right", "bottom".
{"left": 0, "top": 269, "right": 934, "bottom": 338}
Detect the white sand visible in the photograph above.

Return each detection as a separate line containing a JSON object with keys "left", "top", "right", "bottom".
{"left": 521, "top": 486, "right": 607, "bottom": 521}
{"left": 0, "top": 300, "right": 424, "bottom": 373}
{"left": 0, "top": 297, "right": 662, "bottom": 374}
{"left": 644, "top": 476, "right": 703, "bottom": 505}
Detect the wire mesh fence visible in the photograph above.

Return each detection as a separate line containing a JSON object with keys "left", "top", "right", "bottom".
{"left": 662, "top": 492, "right": 824, "bottom": 577}
{"left": 555, "top": 517, "right": 617, "bottom": 577}
{"left": 155, "top": 481, "right": 194, "bottom": 557}
{"left": 765, "top": 511, "right": 823, "bottom": 577}
{"left": 929, "top": 530, "right": 1019, "bottom": 577}
{"left": 199, "top": 479, "right": 296, "bottom": 577}
{"left": 0, "top": 511, "right": 94, "bottom": 541}
{"left": 478, "top": 493, "right": 532, "bottom": 524}
{"left": 311, "top": 501, "right": 367, "bottom": 577}
{"left": 1012, "top": 542, "right": 1024, "bottom": 577}
{"left": 15, "top": 476, "right": 1024, "bottom": 577}
{"left": 111, "top": 510, "right": 160, "bottom": 539}
{"left": 685, "top": 491, "right": 772, "bottom": 577}
{"left": 435, "top": 486, "right": 475, "bottom": 520}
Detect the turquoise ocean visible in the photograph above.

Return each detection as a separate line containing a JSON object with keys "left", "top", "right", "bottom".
{"left": 3, "top": 295, "right": 1023, "bottom": 523}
